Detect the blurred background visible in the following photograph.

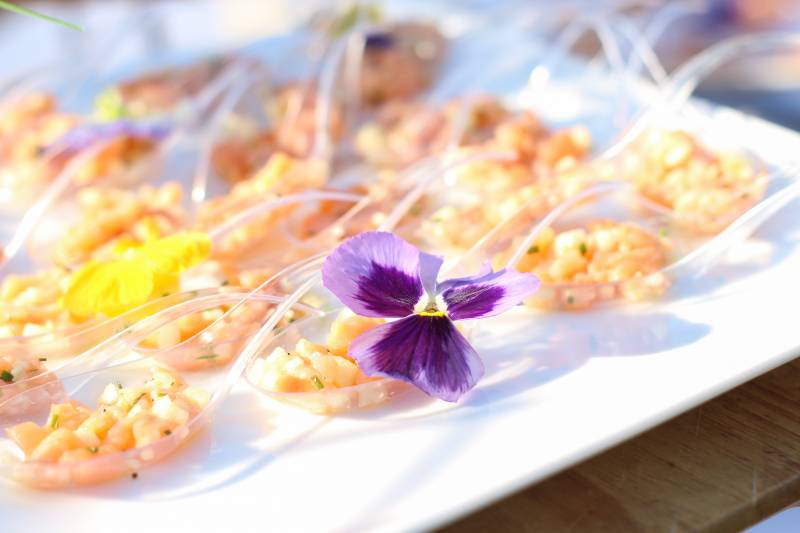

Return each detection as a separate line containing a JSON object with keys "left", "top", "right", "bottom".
{"left": 4, "top": 0, "right": 800, "bottom": 128}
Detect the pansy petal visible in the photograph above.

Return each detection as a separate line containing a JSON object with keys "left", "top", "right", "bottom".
{"left": 63, "top": 260, "right": 155, "bottom": 317}
{"left": 322, "top": 232, "right": 424, "bottom": 318}
{"left": 350, "top": 315, "right": 484, "bottom": 402}
{"left": 442, "top": 260, "right": 492, "bottom": 285}
{"left": 53, "top": 120, "right": 170, "bottom": 154}
{"left": 138, "top": 231, "right": 212, "bottom": 273}
{"left": 418, "top": 251, "right": 443, "bottom": 298}
{"left": 440, "top": 268, "right": 540, "bottom": 320}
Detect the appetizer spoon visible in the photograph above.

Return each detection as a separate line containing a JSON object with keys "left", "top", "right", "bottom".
{"left": 138, "top": 150, "right": 515, "bottom": 376}
{"left": 469, "top": 164, "right": 800, "bottom": 310}
{"left": 0, "top": 288, "right": 319, "bottom": 397}
{"left": 240, "top": 152, "right": 538, "bottom": 414}
{"left": 0, "top": 289, "right": 318, "bottom": 488}
{"left": 1, "top": 61, "right": 251, "bottom": 266}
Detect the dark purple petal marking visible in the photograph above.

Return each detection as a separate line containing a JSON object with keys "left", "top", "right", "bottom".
{"left": 322, "top": 232, "right": 424, "bottom": 318}
{"left": 365, "top": 32, "right": 395, "bottom": 49}
{"left": 350, "top": 315, "right": 484, "bottom": 402}
{"left": 356, "top": 263, "right": 423, "bottom": 317}
{"left": 440, "top": 268, "right": 540, "bottom": 321}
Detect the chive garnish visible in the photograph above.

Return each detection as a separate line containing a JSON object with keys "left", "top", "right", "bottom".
{"left": 579, "top": 242, "right": 588, "bottom": 255}
{"left": 566, "top": 295, "right": 575, "bottom": 305}
{"left": 311, "top": 376, "right": 325, "bottom": 390}
{"left": 38, "top": 357, "right": 47, "bottom": 362}
{"left": 131, "top": 392, "right": 146, "bottom": 407}
{"left": 196, "top": 353, "right": 219, "bottom": 360}
{"left": 527, "top": 245, "right": 539, "bottom": 254}
{"left": 0, "top": 1, "right": 82, "bottom": 31}
{"left": 221, "top": 280, "right": 230, "bottom": 287}
{"left": 88, "top": 447, "right": 98, "bottom": 454}
{"left": 50, "top": 414, "right": 60, "bottom": 429}
{"left": 0, "top": 370, "right": 13, "bottom": 383}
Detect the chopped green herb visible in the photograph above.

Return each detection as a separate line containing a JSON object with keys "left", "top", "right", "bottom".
{"left": 566, "top": 295, "right": 575, "bottom": 305}
{"left": 38, "top": 357, "right": 47, "bottom": 362}
{"left": 130, "top": 392, "right": 146, "bottom": 409}
{"left": 659, "top": 227, "right": 668, "bottom": 237}
{"left": 579, "top": 242, "right": 588, "bottom": 255}
{"left": 311, "top": 376, "right": 325, "bottom": 390}
{"left": 161, "top": 292, "right": 171, "bottom": 297}
{"left": 0, "top": 370, "right": 13, "bottom": 383}
{"left": 221, "top": 279, "right": 230, "bottom": 287}
{"left": 527, "top": 245, "right": 539, "bottom": 254}
{"left": 196, "top": 353, "right": 219, "bottom": 360}
{"left": 87, "top": 447, "right": 98, "bottom": 454}
{"left": 116, "top": 382, "right": 123, "bottom": 389}
{"left": 50, "top": 414, "right": 60, "bottom": 429}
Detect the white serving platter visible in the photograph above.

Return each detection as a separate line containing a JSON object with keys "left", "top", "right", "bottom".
{"left": 2, "top": 100, "right": 799, "bottom": 533}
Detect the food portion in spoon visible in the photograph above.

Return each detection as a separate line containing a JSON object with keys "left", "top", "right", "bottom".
{"left": 211, "top": 84, "right": 344, "bottom": 184}
{"left": 496, "top": 220, "right": 671, "bottom": 309}
{"left": 250, "top": 311, "right": 383, "bottom": 394}
{"left": 358, "top": 23, "right": 446, "bottom": 107}
{"left": 6, "top": 366, "right": 208, "bottom": 486}
{"left": 52, "top": 182, "right": 186, "bottom": 267}
{"left": 622, "top": 129, "right": 767, "bottom": 233}
{"left": 94, "top": 57, "right": 233, "bottom": 121}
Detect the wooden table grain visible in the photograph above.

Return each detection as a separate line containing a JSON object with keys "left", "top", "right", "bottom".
{"left": 441, "top": 354, "right": 800, "bottom": 532}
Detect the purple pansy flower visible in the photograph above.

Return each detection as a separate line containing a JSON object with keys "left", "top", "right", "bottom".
{"left": 50, "top": 120, "right": 171, "bottom": 155}
{"left": 322, "top": 231, "right": 540, "bottom": 402}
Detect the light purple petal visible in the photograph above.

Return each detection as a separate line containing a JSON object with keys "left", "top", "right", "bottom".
{"left": 418, "top": 252, "right": 443, "bottom": 299}
{"left": 439, "top": 268, "right": 540, "bottom": 321}
{"left": 440, "top": 261, "right": 492, "bottom": 286}
{"left": 52, "top": 120, "right": 171, "bottom": 155}
{"left": 322, "top": 232, "right": 424, "bottom": 318}
{"left": 350, "top": 315, "right": 484, "bottom": 402}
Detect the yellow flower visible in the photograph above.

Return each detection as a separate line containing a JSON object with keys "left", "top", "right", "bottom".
{"left": 63, "top": 232, "right": 212, "bottom": 318}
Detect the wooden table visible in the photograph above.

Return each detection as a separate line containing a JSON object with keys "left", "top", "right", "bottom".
{"left": 441, "top": 354, "right": 800, "bottom": 532}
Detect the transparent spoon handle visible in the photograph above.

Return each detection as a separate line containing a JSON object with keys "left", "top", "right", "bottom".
{"left": 207, "top": 190, "right": 364, "bottom": 243}
{"left": 667, "top": 165, "right": 800, "bottom": 279}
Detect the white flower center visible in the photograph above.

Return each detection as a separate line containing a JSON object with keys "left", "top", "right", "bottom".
{"left": 413, "top": 293, "right": 448, "bottom": 317}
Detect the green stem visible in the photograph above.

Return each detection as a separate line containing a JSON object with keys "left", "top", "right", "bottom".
{"left": 0, "top": 1, "right": 82, "bottom": 31}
